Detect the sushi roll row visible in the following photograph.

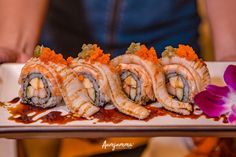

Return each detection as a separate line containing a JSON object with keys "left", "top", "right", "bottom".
{"left": 69, "top": 44, "right": 150, "bottom": 119}
{"left": 111, "top": 43, "right": 210, "bottom": 115}
{"left": 19, "top": 45, "right": 150, "bottom": 119}
{"left": 19, "top": 46, "right": 100, "bottom": 118}
{"left": 18, "top": 43, "right": 210, "bottom": 119}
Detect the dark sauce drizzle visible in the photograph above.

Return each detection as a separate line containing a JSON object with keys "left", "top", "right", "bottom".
{"left": 7, "top": 97, "right": 228, "bottom": 124}
{"left": 8, "top": 97, "right": 20, "bottom": 104}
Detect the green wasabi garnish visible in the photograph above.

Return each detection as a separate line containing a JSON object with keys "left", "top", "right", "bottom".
{"left": 126, "top": 42, "right": 141, "bottom": 54}
{"left": 162, "top": 46, "right": 177, "bottom": 58}
{"left": 34, "top": 45, "right": 44, "bottom": 58}
{"left": 78, "top": 44, "right": 95, "bottom": 59}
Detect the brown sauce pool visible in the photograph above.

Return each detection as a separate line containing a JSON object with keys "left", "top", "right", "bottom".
{"left": 6, "top": 98, "right": 228, "bottom": 124}
{"left": 8, "top": 103, "right": 84, "bottom": 124}
{"left": 8, "top": 103, "right": 47, "bottom": 124}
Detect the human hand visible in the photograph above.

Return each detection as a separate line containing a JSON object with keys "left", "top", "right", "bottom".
{"left": 220, "top": 55, "right": 236, "bottom": 61}
{"left": 187, "top": 137, "right": 219, "bottom": 157}
{"left": 0, "top": 47, "right": 31, "bottom": 64}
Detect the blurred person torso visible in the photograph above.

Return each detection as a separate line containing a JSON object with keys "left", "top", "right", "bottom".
{"left": 40, "top": 0, "right": 200, "bottom": 58}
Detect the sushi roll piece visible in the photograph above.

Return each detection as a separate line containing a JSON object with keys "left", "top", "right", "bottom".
{"left": 19, "top": 46, "right": 99, "bottom": 118}
{"left": 160, "top": 45, "right": 210, "bottom": 106}
{"left": 112, "top": 44, "right": 156, "bottom": 105}
{"left": 69, "top": 44, "right": 150, "bottom": 119}
{"left": 112, "top": 43, "right": 193, "bottom": 115}
{"left": 19, "top": 58, "right": 63, "bottom": 108}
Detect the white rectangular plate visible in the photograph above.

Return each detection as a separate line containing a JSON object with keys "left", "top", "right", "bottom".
{"left": 0, "top": 62, "right": 236, "bottom": 138}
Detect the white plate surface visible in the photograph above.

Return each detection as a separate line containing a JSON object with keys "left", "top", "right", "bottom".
{"left": 0, "top": 62, "right": 235, "bottom": 138}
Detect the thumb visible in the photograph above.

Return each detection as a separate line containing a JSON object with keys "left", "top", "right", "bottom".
{"left": 17, "top": 53, "right": 31, "bottom": 63}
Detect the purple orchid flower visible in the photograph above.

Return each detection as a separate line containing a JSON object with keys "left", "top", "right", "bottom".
{"left": 194, "top": 65, "right": 236, "bottom": 124}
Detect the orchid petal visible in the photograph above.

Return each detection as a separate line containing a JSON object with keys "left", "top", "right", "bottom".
{"left": 228, "top": 110, "right": 236, "bottom": 124}
{"left": 224, "top": 65, "right": 236, "bottom": 91}
{"left": 231, "top": 104, "right": 236, "bottom": 113}
{"left": 194, "top": 90, "right": 229, "bottom": 117}
{"left": 207, "top": 85, "right": 230, "bottom": 98}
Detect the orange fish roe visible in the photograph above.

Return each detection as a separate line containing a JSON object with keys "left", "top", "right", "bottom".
{"left": 135, "top": 45, "right": 158, "bottom": 63}
{"left": 66, "top": 56, "right": 74, "bottom": 64}
{"left": 39, "top": 47, "right": 67, "bottom": 65}
{"left": 87, "top": 44, "right": 110, "bottom": 64}
{"left": 78, "top": 74, "right": 84, "bottom": 81}
{"left": 176, "top": 44, "right": 198, "bottom": 61}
